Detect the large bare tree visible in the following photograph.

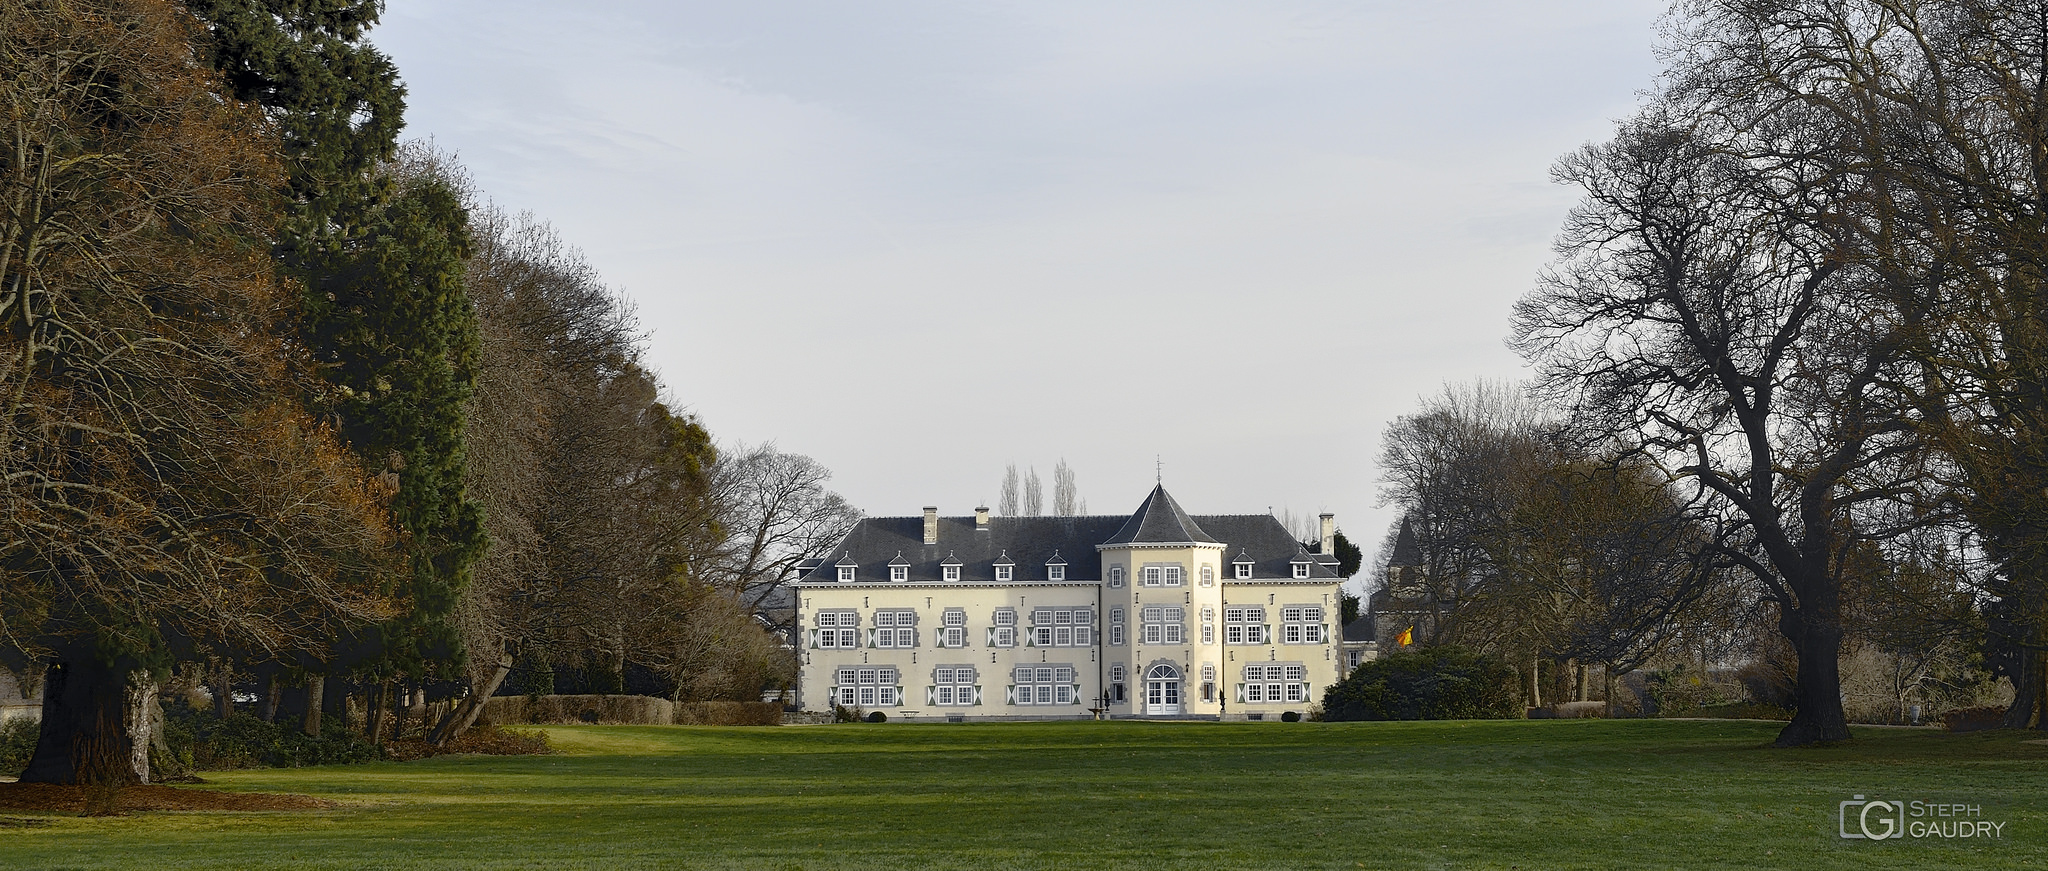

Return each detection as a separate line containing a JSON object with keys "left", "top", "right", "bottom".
{"left": 1513, "top": 108, "right": 1926, "bottom": 745}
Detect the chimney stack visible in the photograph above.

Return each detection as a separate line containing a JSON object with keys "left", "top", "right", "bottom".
{"left": 1319, "top": 513, "right": 1336, "bottom": 555}
{"left": 923, "top": 506, "right": 939, "bottom": 545}
{"left": 975, "top": 506, "right": 990, "bottom": 529}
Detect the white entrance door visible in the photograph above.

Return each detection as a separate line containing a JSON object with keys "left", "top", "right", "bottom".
{"left": 1144, "top": 665, "right": 1182, "bottom": 716}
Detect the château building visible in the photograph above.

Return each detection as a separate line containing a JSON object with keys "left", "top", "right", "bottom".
{"left": 792, "top": 486, "right": 1346, "bottom": 720}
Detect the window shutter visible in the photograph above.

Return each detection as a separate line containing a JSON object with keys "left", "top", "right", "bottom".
{"left": 1005, "top": 686, "right": 1015, "bottom": 705}
{"left": 972, "top": 686, "right": 983, "bottom": 706}
{"left": 926, "top": 686, "right": 935, "bottom": 705}
{"left": 806, "top": 629, "right": 818, "bottom": 649}
{"left": 1235, "top": 684, "right": 1246, "bottom": 703}
{"left": 865, "top": 629, "right": 876, "bottom": 648}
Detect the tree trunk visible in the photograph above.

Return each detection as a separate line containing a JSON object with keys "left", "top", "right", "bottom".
{"left": 1603, "top": 666, "right": 1619, "bottom": 719}
{"left": 1527, "top": 657, "right": 1543, "bottom": 709}
{"left": 1775, "top": 607, "right": 1852, "bottom": 746}
{"left": 302, "top": 674, "right": 325, "bottom": 737}
{"left": 1573, "top": 662, "right": 1587, "bottom": 703}
{"left": 365, "top": 682, "right": 388, "bottom": 745}
{"left": 429, "top": 652, "right": 514, "bottom": 746}
{"left": 211, "top": 660, "right": 233, "bottom": 720}
{"left": 259, "top": 672, "right": 281, "bottom": 723}
{"left": 19, "top": 654, "right": 146, "bottom": 786}
{"left": 2036, "top": 651, "right": 2048, "bottom": 731}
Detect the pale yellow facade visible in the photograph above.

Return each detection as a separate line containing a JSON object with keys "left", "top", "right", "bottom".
{"left": 795, "top": 497, "right": 1345, "bottom": 720}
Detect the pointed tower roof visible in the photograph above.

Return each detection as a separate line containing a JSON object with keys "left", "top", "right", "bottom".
{"left": 1101, "top": 485, "right": 1220, "bottom": 546}
{"left": 1389, "top": 517, "right": 1422, "bottom": 567}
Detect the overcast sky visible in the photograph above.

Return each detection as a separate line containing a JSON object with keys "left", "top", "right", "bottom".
{"left": 375, "top": 1, "right": 1669, "bottom": 588}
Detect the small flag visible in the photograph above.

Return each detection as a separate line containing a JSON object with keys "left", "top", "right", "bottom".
{"left": 1396, "top": 626, "right": 1413, "bottom": 646}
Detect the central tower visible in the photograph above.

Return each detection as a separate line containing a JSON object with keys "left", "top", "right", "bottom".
{"left": 1096, "top": 485, "right": 1228, "bottom": 717}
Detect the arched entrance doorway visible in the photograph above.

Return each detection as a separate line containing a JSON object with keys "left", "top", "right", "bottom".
{"left": 1144, "top": 664, "right": 1182, "bottom": 716}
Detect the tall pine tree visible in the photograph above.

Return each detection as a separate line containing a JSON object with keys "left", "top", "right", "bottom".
{"left": 184, "top": 2, "right": 485, "bottom": 713}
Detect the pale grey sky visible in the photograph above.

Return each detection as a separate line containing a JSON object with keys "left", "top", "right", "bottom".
{"left": 376, "top": 1, "right": 1668, "bottom": 588}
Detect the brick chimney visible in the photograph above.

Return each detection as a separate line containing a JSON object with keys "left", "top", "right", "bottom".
{"left": 1319, "top": 513, "right": 1336, "bottom": 555}
{"left": 923, "top": 506, "right": 939, "bottom": 545}
{"left": 975, "top": 506, "right": 990, "bottom": 529}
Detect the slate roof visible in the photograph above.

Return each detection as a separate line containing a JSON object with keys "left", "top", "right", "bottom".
{"left": 794, "top": 486, "right": 1341, "bottom": 584}
{"left": 1100, "top": 485, "right": 1220, "bottom": 545}
{"left": 1341, "top": 615, "right": 1376, "bottom": 643}
{"left": 1389, "top": 517, "right": 1422, "bottom": 567}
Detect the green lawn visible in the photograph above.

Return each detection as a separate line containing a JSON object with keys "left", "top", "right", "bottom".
{"left": 3, "top": 719, "right": 2043, "bottom": 870}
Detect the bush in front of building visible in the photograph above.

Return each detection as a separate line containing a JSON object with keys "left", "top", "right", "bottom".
{"left": 1319, "top": 645, "right": 1521, "bottom": 721}
{"left": 0, "top": 716, "right": 36, "bottom": 773}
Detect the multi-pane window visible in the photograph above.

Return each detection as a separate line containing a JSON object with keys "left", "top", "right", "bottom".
{"left": 943, "top": 564, "right": 961, "bottom": 581}
{"left": 940, "top": 609, "right": 968, "bottom": 648}
{"left": 1030, "top": 609, "right": 1093, "bottom": 647}
{"left": 837, "top": 566, "right": 856, "bottom": 582}
{"left": 1234, "top": 561, "right": 1252, "bottom": 580}
{"left": 1108, "top": 664, "right": 1127, "bottom": 703}
{"left": 1201, "top": 606, "right": 1215, "bottom": 645}
{"left": 995, "top": 564, "right": 1013, "bottom": 582}
{"left": 1201, "top": 663, "right": 1217, "bottom": 701}
{"left": 931, "top": 666, "right": 978, "bottom": 706}
{"left": 989, "top": 609, "right": 1018, "bottom": 648}
{"left": 814, "top": 611, "right": 859, "bottom": 648}
{"left": 1110, "top": 566, "right": 1125, "bottom": 588}
{"left": 1200, "top": 566, "right": 1214, "bottom": 586}
{"left": 1012, "top": 665, "right": 1077, "bottom": 705}
{"left": 1140, "top": 606, "right": 1185, "bottom": 645}
{"left": 1224, "top": 607, "right": 1268, "bottom": 644}
{"left": 872, "top": 610, "right": 918, "bottom": 648}
{"left": 1109, "top": 608, "right": 1126, "bottom": 646}
{"left": 1292, "top": 562, "right": 1311, "bottom": 579}
{"left": 835, "top": 666, "right": 901, "bottom": 707}
{"left": 889, "top": 565, "right": 908, "bottom": 582}
{"left": 1281, "top": 606, "right": 1326, "bottom": 644}
{"left": 1141, "top": 565, "right": 1184, "bottom": 587}
{"left": 1238, "top": 663, "right": 1308, "bottom": 704}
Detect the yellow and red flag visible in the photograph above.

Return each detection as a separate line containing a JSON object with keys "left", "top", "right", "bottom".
{"left": 1396, "top": 626, "right": 1413, "bottom": 646}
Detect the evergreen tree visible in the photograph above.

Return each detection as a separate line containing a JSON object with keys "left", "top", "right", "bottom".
{"left": 183, "top": 2, "right": 485, "bottom": 715}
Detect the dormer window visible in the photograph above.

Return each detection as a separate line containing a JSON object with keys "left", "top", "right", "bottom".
{"left": 942, "top": 552, "right": 963, "bottom": 582}
{"left": 890, "top": 566, "right": 908, "bottom": 582}
{"left": 1046, "top": 551, "right": 1067, "bottom": 582}
{"left": 994, "top": 551, "right": 1015, "bottom": 582}
{"left": 1291, "top": 561, "right": 1310, "bottom": 579}
{"left": 995, "top": 564, "right": 1012, "bottom": 582}
{"left": 838, "top": 566, "right": 856, "bottom": 582}
{"left": 1233, "top": 552, "right": 1255, "bottom": 580}
{"left": 836, "top": 552, "right": 858, "bottom": 581}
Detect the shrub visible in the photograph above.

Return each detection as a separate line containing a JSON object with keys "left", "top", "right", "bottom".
{"left": 865, "top": 710, "right": 887, "bottom": 723}
{"left": 1942, "top": 705, "right": 2006, "bottom": 732}
{"left": 1645, "top": 663, "right": 1740, "bottom": 717}
{"left": 158, "top": 708, "right": 380, "bottom": 773}
{"left": 673, "top": 701, "right": 782, "bottom": 725}
{"left": 0, "top": 717, "right": 37, "bottom": 773}
{"left": 1280, "top": 710, "right": 1302, "bottom": 722}
{"left": 1320, "top": 646, "right": 1521, "bottom": 721}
